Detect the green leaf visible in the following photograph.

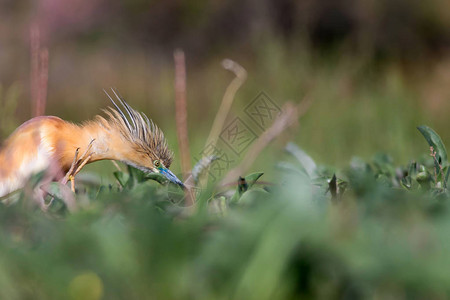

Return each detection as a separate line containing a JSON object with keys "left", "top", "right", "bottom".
{"left": 230, "top": 172, "right": 264, "bottom": 205}
{"left": 402, "top": 161, "right": 420, "bottom": 190}
{"left": 113, "top": 171, "right": 129, "bottom": 188}
{"left": 115, "top": 166, "right": 154, "bottom": 190}
{"left": 238, "top": 188, "right": 270, "bottom": 206}
{"left": 445, "top": 167, "right": 450, "bottom": 189}
{"left": 285, "top": 142, "right": 317, "bottom": 178}
{"left": 276, "top": 162, "right": 309, "bottom": 177}
{"left": 417, "top": 125, "right": 448, "bottom": 166}
{"left": 415, "top": 171, "right": 432, "bottom": 190}
{"left": 372, "top": 153, "right": 395, "bottom": 177}
{"left": 244, "top": 172, "right": 264, "bottom": 189}
{"left": 144, "top": 173, "right": 169, "bottom": 185}
{"left": 127, "top": 165, "right": 147, "bottom": 185}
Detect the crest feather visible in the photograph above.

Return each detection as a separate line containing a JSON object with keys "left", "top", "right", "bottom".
{"left": 102, "top": 88, "right": 173, "bottom": 167}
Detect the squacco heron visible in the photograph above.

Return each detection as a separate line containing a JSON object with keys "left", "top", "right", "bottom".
{"left": 0, "top": 89, "right": 184, "bottom": 197}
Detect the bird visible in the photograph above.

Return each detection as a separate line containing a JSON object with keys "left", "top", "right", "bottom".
{"left": 0, "top": 88, "right": 184, "bottom": 198}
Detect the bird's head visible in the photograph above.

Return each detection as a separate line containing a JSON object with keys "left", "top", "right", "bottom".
{"left": 102, "top": 89, "right": 184, "bottom": 188}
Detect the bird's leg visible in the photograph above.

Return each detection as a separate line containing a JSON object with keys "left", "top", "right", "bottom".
{"left": 73, "top": 154, "right": 93, "bottom": 177}
{"left": 70, "top": 176, "right": 75, "bottom": 193}
{"left": 61, "top": 139, "right": 95, "bottom": 192}
{"left": 78, "top": 139, "right": 95, "bottom": 162}
{"left": 68, "top": 139, "right": 95, "bottom": 192}
{"left": 64, "top": 154, "right": 92, "bottom": 192}
{"left": 61, "top": 148, "right": 80, "bottom": 185}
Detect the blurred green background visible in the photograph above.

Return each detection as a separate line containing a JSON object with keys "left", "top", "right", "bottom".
{"left": 1, "top": 0, "right": 450, "bottom": 175}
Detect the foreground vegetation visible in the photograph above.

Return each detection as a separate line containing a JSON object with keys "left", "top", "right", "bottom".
{"left": 1, "top": 126, "right": 450, "bottom": 300}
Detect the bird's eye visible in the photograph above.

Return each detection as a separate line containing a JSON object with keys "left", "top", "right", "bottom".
{"left": 154, "top": 160, "right": 161, "bottom": 168}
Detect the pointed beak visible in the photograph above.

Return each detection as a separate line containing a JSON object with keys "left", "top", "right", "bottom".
{"left": 158, "top": 167, "right": 185, "bottom": 188}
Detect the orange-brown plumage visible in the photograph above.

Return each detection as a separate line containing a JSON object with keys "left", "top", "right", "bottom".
{"left": 0, "top": 89, "right": 181, "bottom": 197}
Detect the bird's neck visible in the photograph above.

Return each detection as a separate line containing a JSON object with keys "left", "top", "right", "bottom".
{"left": 56, "top": 120, "right": 130, "bottom": 170}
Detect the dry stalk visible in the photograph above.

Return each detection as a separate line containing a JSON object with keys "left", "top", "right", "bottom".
{"left": 174, "top": 49, "right": 194, "bottom": 205}
{"left": 220, "top": 96, "right": 313, "bottom": 186}
{"left": 430, "top": 146, "right": 446, "bottom": 188}
{"left": 111, "top": 160, "right": 123, "bottom": 172}
{"left": 197, "top": 59, "right": 247, "bottom": 187}
{"left": 39, "top": 49, "right": 49, "bottom": 115}
{"left": 204, "top": 59, "right": 247, "bottom": 149}
{"left": 30, "top": 26, "right": 39, "bottom": 114}
{"left": 30, "top": 25, "right": 49, "bottom": 117}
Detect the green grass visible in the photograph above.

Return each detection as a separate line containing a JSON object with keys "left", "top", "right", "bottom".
{"left": 1, "top": 125, "right": 450, "bottom": 299}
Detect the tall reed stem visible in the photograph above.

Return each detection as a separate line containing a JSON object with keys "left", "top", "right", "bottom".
{"left": 174, "top": 49, "right": 194, "bottom": 205}
{"left": 30, "top": 25, "right": 49, "bottom": 117}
